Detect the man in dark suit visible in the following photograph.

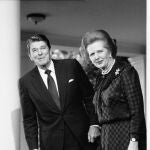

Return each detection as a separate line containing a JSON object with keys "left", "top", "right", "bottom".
{"left": 19, "top": 34, "right": 100, "bottom": 150}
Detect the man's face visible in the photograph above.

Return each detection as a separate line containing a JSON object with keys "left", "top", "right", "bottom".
{"left": 29, "top": 41, "right": 51, "bottom": 68}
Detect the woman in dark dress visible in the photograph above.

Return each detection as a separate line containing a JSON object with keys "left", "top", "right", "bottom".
{"left": 80, "top": 30, "right": 146, "bottom": 150}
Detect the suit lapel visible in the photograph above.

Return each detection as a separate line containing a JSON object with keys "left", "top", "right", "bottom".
{"left": 31, "top": 67, "right": 60, "bottom": 111}
{"left": 53, "top": 60, "right": 67, "bottom": 110}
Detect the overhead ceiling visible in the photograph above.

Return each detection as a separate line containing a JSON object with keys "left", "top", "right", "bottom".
{"left": 21, "top": 0, "right": 146, "bottom": 56}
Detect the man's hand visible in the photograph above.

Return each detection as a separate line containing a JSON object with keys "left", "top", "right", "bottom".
{"left": 88, "top": 126, "right": 100, "bottom": 143}
{"left": 128, "top": 141, "right": 138, "bottom": 150}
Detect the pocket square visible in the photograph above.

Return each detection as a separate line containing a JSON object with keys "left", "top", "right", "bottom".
{"left": 68, "top": 79, "right": 74, "bottom": 83}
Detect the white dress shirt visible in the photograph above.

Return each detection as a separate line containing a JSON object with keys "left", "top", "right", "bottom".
{"left": 38, "top": 61, "right": 59, "bottom": 95}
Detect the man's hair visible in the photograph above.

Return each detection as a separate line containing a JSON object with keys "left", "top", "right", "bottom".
{"left": 26, "top": 34, "right": 51, "bottom": 54}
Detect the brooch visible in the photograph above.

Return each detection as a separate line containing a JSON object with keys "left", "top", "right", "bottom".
{"left": 115, "top": 68, "right": 120, "bottom": 76}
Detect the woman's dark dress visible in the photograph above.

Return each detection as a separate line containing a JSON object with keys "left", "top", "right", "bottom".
{"left": 94, "top": 59, "right": 146, "bottom": 150}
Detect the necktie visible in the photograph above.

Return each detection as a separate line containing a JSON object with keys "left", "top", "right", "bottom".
{"left": 45, "top": 70, "right": 60, "bottom": 109}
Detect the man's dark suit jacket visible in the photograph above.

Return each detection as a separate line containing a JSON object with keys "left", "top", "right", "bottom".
{"left": 19, "top": 59, "right": 98, "bottom": 150}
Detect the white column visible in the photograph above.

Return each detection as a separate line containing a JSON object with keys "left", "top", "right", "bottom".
{"left": 147, "top": 1, "right": 150, "bottom": 149}
{"left": 0, "top": 0, "right": 20, "bottom": 149}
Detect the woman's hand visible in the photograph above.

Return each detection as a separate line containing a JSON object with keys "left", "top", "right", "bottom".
{"left": 128, "top": 141, "right": 138, "bottom": 150}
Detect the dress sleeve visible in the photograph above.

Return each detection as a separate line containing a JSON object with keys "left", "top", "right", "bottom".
{"left": 19, "top": 78, "right": 38, "bottom": 149}
{"left": 121, "top": 66, "right": 145, "bottom": 139}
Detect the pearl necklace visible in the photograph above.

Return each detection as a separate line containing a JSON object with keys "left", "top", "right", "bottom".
{"left": 101, "top": 59, "right": 115, "bottom": 75}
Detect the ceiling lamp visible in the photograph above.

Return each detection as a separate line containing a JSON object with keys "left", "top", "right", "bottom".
{"left": 27, "top": 13, "right": 46, "bottom": 25}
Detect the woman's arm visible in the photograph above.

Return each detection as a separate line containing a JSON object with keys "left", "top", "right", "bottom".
{"left": 121, "top": 66, "right": 145, "bottom": 140}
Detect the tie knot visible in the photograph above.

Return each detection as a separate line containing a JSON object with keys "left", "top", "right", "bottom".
{"left": 45, "top": 69, "right": 51, "bottom": 76}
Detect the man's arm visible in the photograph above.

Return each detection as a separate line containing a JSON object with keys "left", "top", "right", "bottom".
{"left": 73, "top": 60, "right": 100, "bottom": 141}
{"left": 19, "top": 78, "right": 39, "bottom": 149}
{"left": 73, "top": 59, "right": 98, "bottom": 124}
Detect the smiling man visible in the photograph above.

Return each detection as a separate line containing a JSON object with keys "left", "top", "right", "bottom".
{"left": 19, "top": 34, "right": 100, "bottom": 150}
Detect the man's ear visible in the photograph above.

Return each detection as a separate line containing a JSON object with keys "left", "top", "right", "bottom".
{"left": 28, "top": 54, "right": 33, "bottom": 61}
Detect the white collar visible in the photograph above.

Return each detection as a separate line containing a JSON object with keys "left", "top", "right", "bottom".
{"left": 38, "top": 60, "right": 55, "bottom": 74}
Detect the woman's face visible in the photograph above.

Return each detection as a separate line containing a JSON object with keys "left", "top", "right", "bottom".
{"left": 87, "top": 40, "right": 112, "bottom": 69}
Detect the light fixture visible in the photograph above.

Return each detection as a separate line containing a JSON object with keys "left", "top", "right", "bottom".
{"left": 27, "top": 13, "right": 46, "bottom": 25}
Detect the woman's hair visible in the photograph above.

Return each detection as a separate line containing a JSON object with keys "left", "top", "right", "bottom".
{"left": 26, "top": 34, "right": 51, "bottom": 54}
{"left": 81, "top": 29, "right": 117, "bottom": 58}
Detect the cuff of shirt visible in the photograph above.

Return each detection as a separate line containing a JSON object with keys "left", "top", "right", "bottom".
{"left": 130, "top": 134, "right": 139, "bottom": 140}
{"left": 90, "top": 125, "right": 101, "bottom": 129}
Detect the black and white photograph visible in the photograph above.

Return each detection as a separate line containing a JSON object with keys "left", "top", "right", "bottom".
{"left": 0, "top": 0, "right": 148, "bottom": 150}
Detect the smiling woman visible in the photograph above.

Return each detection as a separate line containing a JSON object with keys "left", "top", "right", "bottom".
{"left": 86, "top": 40, "right": 115, "bottom": 72}
{"left": 80, "top": 29, "right": 146, "bottom": 150}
